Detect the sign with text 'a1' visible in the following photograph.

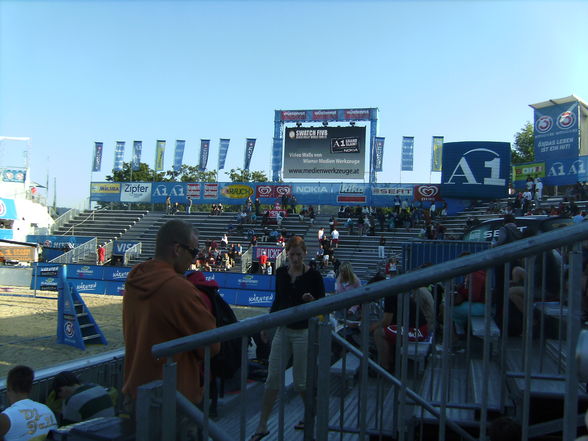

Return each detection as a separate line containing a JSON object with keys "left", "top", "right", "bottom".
{"left": 440, "top": 141, "right": 510, "bottom": 199}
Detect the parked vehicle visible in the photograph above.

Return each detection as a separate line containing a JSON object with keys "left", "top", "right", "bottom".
{"left": 462, "top": 215, "right": 573, "bottom": 242}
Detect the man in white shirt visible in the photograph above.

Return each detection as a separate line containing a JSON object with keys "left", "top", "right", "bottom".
{"left": 0, "top": 365, "right": 57, "bottom": 441}
{"left": 331, "top": 228, "right": 340, "bottom": 248}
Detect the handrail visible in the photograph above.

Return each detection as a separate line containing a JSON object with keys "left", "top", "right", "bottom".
{"left": 49, "top": 238, "right": 97, "bottom": 264}
{"left": 275, "top": 247, "right": 286, "bottom": 269}
{"left": 61, "top": 208, "right": 108, "bottom": 236}
{"left": 50, "top": 208, "right": 80, "bottom": 234}
{"left": 241, "top": 247, "right": 252, "bottom": 273}
{"left": 153, "top": 221, "right": 588, "bottom": 356}
{"left": 123, "top": 241, "right": 142, "bottom": 266}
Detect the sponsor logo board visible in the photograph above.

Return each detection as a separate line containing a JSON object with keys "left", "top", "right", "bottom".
{"left": 337, "top": 195, "right": 366, "bottom": 203}
{"left": 221, "top": 184, "right": 253, "bottom": 199}
{"left": 120, "top": 183, "right": 151, "bottom": 202}
{"left": 91, "top": 183, "right": 120, "bottom": 194}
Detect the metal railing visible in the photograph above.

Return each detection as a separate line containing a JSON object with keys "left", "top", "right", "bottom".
{"left": 49, "top": 238, "right": 97, "bottom": 264}
{"left": 123, "top": 241, "right": 142, "bottom": 266}
{"left": 241, "top": 247, "right": 252, "bottom": 273}
{"left": 50, "top": 208, "right": 80, "bottom": 234}
{"left": 139, "top": 222, "right": 588, "bottom": 441}
{"left": 274, "top": 247, "right": 286, "bottom": 270}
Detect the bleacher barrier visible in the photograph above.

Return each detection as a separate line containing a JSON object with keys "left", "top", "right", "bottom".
{"left": 402, "top": 239, "right": 490, "bottom": 270}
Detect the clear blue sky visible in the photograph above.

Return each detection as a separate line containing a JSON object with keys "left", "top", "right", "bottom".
{"left": 1, "top": 0, "right": 587, "bottom": 208}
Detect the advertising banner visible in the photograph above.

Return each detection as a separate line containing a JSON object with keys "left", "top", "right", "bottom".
{"left": 28, "top": 235, "right": 94, "bottom": 249}
{"left": 151, "top": 182, "right": 188, "bottom": 203}
{"left": 204, "top": 183, "right": 218, "bottom": 199}
{"left": 173, "top": 140, "right": 186, "bottom": 172}
{"left": 68, "top": 264, "right": 105, "bottom": 280}
{"left": 90, "top": 183, "right": 120, "bottom": 202}
{"left": 534, "top": 101, "right": 579, "bottom": 161}
{"left": 92, "top": 142, "right": 103, "bottom": 172}
{"left": 371, "top": 185, "right": 413, "bottom": 197}
{"left": 252, "top": 246, "right": 284, "bottom": 261}
{"left": 280, "top": 110, "right": 307, "bottom": 121}
{"left": 113, "top": 141, "right": 125, "bottom": 172}
{"left": 0, "top": 246, "right": 35, "bottom": 262}
{"left": 431, "top": 136, "right": 444, "bottom": 172}
{"left": 374, "top": 137, "right": 384, "bottom": 172}
{"left": 220, "top": 183, "right": 255, "bottom": 200}
{"left": 102, "top": 266, "right": 132, "bottom": 281}
{"left": 255, "top": 184, "right": 292, "bottom": 199}
{"left": 440, "top": 141, "right": 510, "bottom": 199}
{"left": 414, "top": 185, "right": 442, "bottom": 202}
{"left": 312, "top": 110, "right": 337, "bottom": 121}
{"left": 344, "top": 109, "right": 371, "bottom": 121}
{"left": 132, "top": 141, "right": 142, "bottom": 171}
{"left": 155, "top": 140, "right": 166, "bottom": 171}
{"left": 543, "top": 155, "right": 588, "bottom": 186}
{"left": 0, "top": 197, "right": 18, "bottom": 220}
{"left": 0, "top": 168, "right": 26, "bottom": 183}
{"left": 401, "top": 137, "right": 414, "bottom": 171}
{"left": 218, "top": 138, "right": 230, "bottom": 170}
{"left": 186, "top": 183, "right": 201, "bottom": 199}
{"left": 272, "top": 137, "right": 283, "bottom": 179}
{"left": 283, "top": 126, "right": 366, "bottom": 179}
{"left": 112, "top": 241, "right": 140, "bottom": 256}
{"left": 512, "top": 161, "right": 546, "bottom": 183}
{"left": 199, "top": 139, "right": 210, "bottom": 171}
{"left": 120, "top": 182, "right": 151, "bottom": 203}
{"left": 244, "top": 138, "right": 256, "bottom": 170}
{"left": 230, "top": 289, "right": 275, "bottom": 308}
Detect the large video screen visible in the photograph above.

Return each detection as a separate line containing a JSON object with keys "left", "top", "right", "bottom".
{"left": 283, "top": 126, "right": 366, "bottom": 179}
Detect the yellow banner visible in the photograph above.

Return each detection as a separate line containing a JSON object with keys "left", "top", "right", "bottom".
{"left": 91, "top": 183, "right": 120, "bottom": 194}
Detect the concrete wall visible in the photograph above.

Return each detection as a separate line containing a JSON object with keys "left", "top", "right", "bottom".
{"left": 0, "top": 267, "right": 32, "bottom": 287}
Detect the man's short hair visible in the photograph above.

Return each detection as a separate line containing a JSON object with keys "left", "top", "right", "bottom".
{"left": 52, "top": 370, "right": 79, "bottom": 395}
{"left": 7, "top": 365, "right": 34, "bottom": 394}
{"left": 155, "top": 220, "right": 198, "bottom": 257}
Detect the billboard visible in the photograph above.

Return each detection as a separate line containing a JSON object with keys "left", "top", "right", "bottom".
{"left": 283, "top": 126, "right": 366, "bottom": 179}
{"left": 533, "top": 101, "right": 579, "bottom": 161}
{"left": 440, "top": 141, "right": 510, "bottom": 199}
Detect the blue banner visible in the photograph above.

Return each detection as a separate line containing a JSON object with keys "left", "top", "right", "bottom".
{"left": 112, "top": 241, "right": 139, "bottom": 256}
{"left": 0, "top": 197, "right": 18, "bottom": 220}
{"left": 173, "top": 139, "right": 186, "bottom": 172}
{"left": 113, "top": 141, "right": 125, "bottom": 171}
{"left": 271, "top": 137, "right": 283, "bottom": 180}
{"left": 27, "top": 235, "right": 94, "bottom": 249}
{"left": 92, "top": 142, "right": 103, "bottom": 172}
{"left": 401, "top": 137, "right": 414, "bottom": 171}
{"left": 374, "top": 137, "right": 384, "bottom": 172}
{"left": 440, "top": 141, "right": 510, "bottom": 199}
{"left": 534, "top": 101, "right": 580, "bottom": 161}
{"left": 103, "top": 266, "right": 132, "bottom": 281}
{"left": 132, "top": 141, "right": 142, "bottom": 171}
{"left": 244, "top": 138, "right": 256, "bottom": 170}
{"left": 218, "top": 139, "right": 230, "bottom": 170}
{"left": 199, "top": 139, "right": 210, "bottom": 171}
{"left": 68, "top": 264, "right": 105, "bottom": 279}
{"left": 543, "top": 155, "right": 588, "bottom": 186}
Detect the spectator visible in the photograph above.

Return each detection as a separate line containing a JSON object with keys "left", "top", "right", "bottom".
{"left": 345, "top": 217, "right": 354, "bottom": 234}
{"left": 259, "top": 251, "right": 268, "bottom": 272}
{"left": 221, "top": 233, "right": 229, "bottom": 248}
{"left": 51, "top": 370, "right": 115, "bottom": 425}
{"left": 385, "top": 257, "right": 398, "bottom": 278}
{"left": 97, "top": 243, "right": 106, "bottom": 265}
{"left": 250, "top": 236, "right": 325, "bottom": 441}
{"left": 123, "top": 219, "right": 219, "bottom": 408}
{"left": 254, "top": 198, "right": 261, "bottom": 216}
{"left": 186, "top": 196, "right": 192, "bottom": 214}
{"left": 378, "top": 235, "right": 386, "bottom": 259}
{"left": 0, "top": 365, "right": 57, "bottom": 440}
{"left": 165, "top": 196, "right": 171, "bottom": 214}
{"left": 331, "top": 227, "right": 340, "bottom": 249}
{"left": 335, "top": 262, "right": 362, "bottom": 319}
{"left": 250, "top": 235, "right": 258, "bottom": 247}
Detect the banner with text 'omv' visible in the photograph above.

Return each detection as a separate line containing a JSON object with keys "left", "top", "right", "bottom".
{"left": 440, "top": 141, "right": 510, "bottom": 199}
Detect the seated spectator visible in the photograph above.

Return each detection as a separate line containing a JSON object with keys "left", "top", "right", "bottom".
{"left": 385, "top": 257, "right": 398, "bottom": 278}
{"left": 221, "top": 233, "right": 229, "bottom": 248}
{"left": 51, "top": 370, "right": 115, "bottom": 425}
{"left": 0, "top": 365, "right": 57, "bottom": 440}
{"left": 373, "top": 281, "right": 435, "bottom": 372}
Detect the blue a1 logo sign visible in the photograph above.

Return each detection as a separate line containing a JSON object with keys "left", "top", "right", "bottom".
{"left": 441, "top": 141, "right": 510, "bottom": 200}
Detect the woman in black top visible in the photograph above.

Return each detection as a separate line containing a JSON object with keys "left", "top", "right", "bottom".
{"left": 250, "top": 236, "right": 325, "bottom": 441}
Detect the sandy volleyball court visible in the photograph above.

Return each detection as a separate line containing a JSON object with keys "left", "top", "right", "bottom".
{"left": 0, "top": 286, "right": 266, "bottom": 379}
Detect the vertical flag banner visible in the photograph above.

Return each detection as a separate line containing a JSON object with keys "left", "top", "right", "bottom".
{"left": 374, "top": 137, "right": 385, "bottom": 172}
{"left": 401, "top": 137, "right": 414, "bottom": 171}
{"left": 431, "top": 136, "right": 444, "bottom": 172}
{"left": 271, "top": 137, "right": 283, "bottom": 180}
{"left": 113, "top": 141, "right": 125, "bottom": 171}
{"left": 132, "top": 141, "right": 142, "bottom": 171}
{"left": 218, "top": 138, "right": 230, "bottom": 170}
{"left": 199, "top": 139, "right": 210, "bottom": 171}
{"left": 173, "top": 140, "right": 186, "bottom": 172}
{"left": 244, "top": 138, "right": 256, "bottom": 170}
{"left": 92, "top": 142, "right": 103, "bottom": 172}
{"left": 533, "top": 101, "right": 580, "bottom": 161}
{"left": 155, "top": 140, "right": 166, "bottom": 171}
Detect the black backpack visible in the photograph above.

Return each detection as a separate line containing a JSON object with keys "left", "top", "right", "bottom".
{"left": 199, "top": 285, "right": 244, "bottom": 379}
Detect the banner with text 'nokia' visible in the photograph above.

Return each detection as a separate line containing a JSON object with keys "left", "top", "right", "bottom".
{"left": 283, "top": 126, "right": 366, "bottom": 179}
{"left": 440, "top": 141, "right": 510, "bottom": 199}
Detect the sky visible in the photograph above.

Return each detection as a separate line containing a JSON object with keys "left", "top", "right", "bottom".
{"left": 1, "top": 0, "right": 587, "bottom": 208}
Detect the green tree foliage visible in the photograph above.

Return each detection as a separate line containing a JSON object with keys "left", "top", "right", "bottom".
{"left": 226, "top": 168, "right": 268, "bottom": 182}
{"left": 105, "top": 162, "right": 165, "bottom": 182}
{"left": 165, "top": 165, "right": 217, "bottom": 182}
{"left": 512, "top": 122, "right": 535, "bottom": 165}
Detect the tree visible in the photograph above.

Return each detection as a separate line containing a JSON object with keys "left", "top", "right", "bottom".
{"left": 226, "top": 168, "right": 268, "bottom": 182}
{"left": 164, "top": 165, "right": 217, "bottom": 182}
{"left": 512, "top": 122, "right": 535, "bottom": 165}
{"left": 105, "top": 162, "right": 165, "bottom": 183}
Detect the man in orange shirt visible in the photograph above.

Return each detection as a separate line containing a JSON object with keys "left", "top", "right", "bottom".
{"left": 123, "top": 220, "right": 219, "bottom": 407}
